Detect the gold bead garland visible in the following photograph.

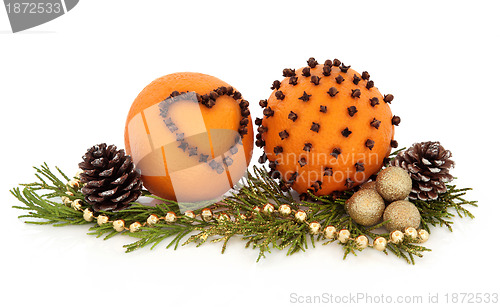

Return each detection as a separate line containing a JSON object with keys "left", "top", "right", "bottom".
{"left": 278, "top": 204, "right": 292, "bottom": 216}
{"left": 82, "top": 208, "right": 93, "bottom": 222}
{"left": 96, "top": 215, "right": 109, "bottom": 226}
{"left": 309, "top": 222, "right": 321, "bottom": 235}
{"left": 61, "top": 172, "right": 429, "bottom": 251}
{"left": 146, "top": 214, "right": 159, "bottom": 226}
{"left": 129, "top": 222, "right": 142, "bottom": 233}
{"left": 165, "top": 212, "right": 177, "bottom": 223}
{"left": 262, "top": 203, "right": 275, "bottom": 214}
{"left": 113, "top": 220, "right": 125, "bottom": 232}
{"left": 201, "top": 208, "right": 213, "bottom": 221}
{"left": 355, "top": 235, "right": 369, "bottom": 249}
{"left": 390, "top": 230, "right": 404, "bottom": 244}
{"left": 184, "top": 211, "right": 196, "bottom": 219}
{"left": 63, "top": 174, "right": 430, "bottom": 254}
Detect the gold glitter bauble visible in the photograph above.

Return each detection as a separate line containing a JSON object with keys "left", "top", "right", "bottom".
{"left": 359, "top": 181, "right": 377, "bottom": 191}
{"left": 345, "top": 190, "right": 385, "bottom": 226}
{"left": 383, "top": 200, "right": 421, "bottom": 232}
{"left": 376, "top": 167, "right": 412, "bottom": 202}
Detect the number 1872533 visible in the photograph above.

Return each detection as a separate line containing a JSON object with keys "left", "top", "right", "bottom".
{"left": 444, "top": 293, "right": 498, "bottom": 304}
{"left": 5, "top": 2, "right": 62, "bottom": 14}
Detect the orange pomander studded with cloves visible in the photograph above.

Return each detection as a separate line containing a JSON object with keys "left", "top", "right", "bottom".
{"left": 255, "top": 57, "right": 400, "bottom": 197}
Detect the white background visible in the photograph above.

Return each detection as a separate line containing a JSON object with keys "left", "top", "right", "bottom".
{"left": 1, "top": 1, "right": 499, "bottom": 306}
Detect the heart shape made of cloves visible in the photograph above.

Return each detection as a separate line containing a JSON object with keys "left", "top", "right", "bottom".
{"left": 124, "top": 73, "right": 254, "bottom": 204}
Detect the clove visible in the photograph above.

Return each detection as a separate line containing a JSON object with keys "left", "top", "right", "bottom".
{"left": 257, "top": 126, "right": 268, "bottom": 133}
{"left": 392, "top": 115, "right": 401, "bottom": 126}
{"left": 274, "top": 146, "right": 283, "bottom": 154}
{"left": 365, "top": 139, "right": 375, "bottom": 150}
{"left": 327, "top": 87, "right": 338, "bottom": 97}
{"left": 258, "top": 153, "right": 267, "bottom": 164}
{"left": 323, "top": 65, "right": 332, "bottom": 76}
{"left": 310, "top": 75, "right": 321, "bottom": 85}
{"left": 288, "top": 111, "right": 298, "bottom": 122}
{"left": 370, "top": 118, "right": 381, "bottom": 129}
{"left": 331, "top": 147, "right": 342, "bottom": 158}
{"left": 188, "top": 146, "right": 198, "bottom": 157}
{"left": 310, "top": 122, "right": 320, "bottom": 133}
{"left": 324, "top": 167, "right": 333, "bottom": 176}
{"left": 341, "top": 127, "right": 352, "bottom": 138}
{"left": 369, "top": 97, "right": 380, "bottom": 107}
{"left": 384, "top": 94, "right": 394, "bottom": 103}
{"left": 199, "top": 154, "right": 209, "bottom": 163}
{"left": 176, "top": 133, "right": 184, "bottom": 142}
{"left": 283, "top": 68, "right": 296, "bottom": 77}
{"left": 279, "top": 130, "right": 289, "bottom": 140}
{"left": 271, "top": 80, "right": 281, "bottom": 90}
{"left": 298, "top": 91, "right": 312, "bottom": 102}
{"left": 302, "top": 67, "right": 311, "bottom": 77}
{"left": 263, "top": 107, "right": 274, "bottom": 117}
{"left": 339, "top": 63, "right": 351, "bottom": 73}
{"left": 275, "top": 91, "right": 285, "bottom": 100}
{"left": 347, "top": 106, "right": 358, "bottom": 117}
{"left": 233, "top": 91, "right": 242, "bottom": 100}
{"left": 351, "top": 89, "right": 361, "bottom": 98}
{"left": 345, "top": 178, "right": 354, "bottom": 189}
{"left": 355, "top": 162, "right": 365, "bottom": 172}
{"left": 311, "top": 180, "right": 322, "bottom": 192}
{"left": 307, "top": 57, "right": 318, "bottom": 68}
{"left": 178, "top": 141, "right": 188, "bottom": 152}
{"left": 353, "top": 74, "right": 361, "bottom": 85}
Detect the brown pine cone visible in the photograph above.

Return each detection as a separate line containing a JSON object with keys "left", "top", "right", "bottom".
{"left": 78, "top": 143, "right": 142, "bottom": 212}
{"left": 390, "top": 141, "right": 454, "bottom": 201}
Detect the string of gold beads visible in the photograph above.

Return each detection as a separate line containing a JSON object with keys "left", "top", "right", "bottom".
{"left": 64, "top": 180, "right": 431, "bottom": 250}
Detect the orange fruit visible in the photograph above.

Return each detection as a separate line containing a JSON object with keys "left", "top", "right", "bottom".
{"left": 256, "top": 58, "right": 399, "bottom": 196}
{"left": 124, "top": 72, "right": 253, "bottom": 202}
